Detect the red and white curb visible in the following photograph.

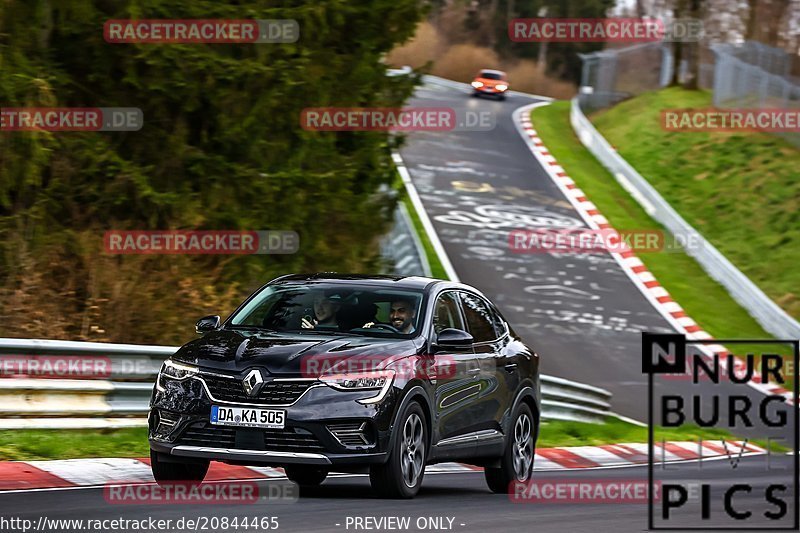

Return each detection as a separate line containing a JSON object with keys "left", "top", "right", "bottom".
{"left": 0, "top": 441, "right": 765, "bottom": 492}
{"left": 512, "top": 103, "right": 793, "bottom": 404}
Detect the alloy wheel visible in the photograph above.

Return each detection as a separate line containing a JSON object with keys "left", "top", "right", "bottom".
{"left": 512, "top": 413, "right": 533, "bottom": 481}
{"left": 401, "top": 413, "right": 425, "bottom": 488}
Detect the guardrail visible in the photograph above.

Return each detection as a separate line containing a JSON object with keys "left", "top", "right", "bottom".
{"left": 570, "top": 96, "right": 800, "bottom": 340}
{"left": 381, "top": 203, "right": 431, "bottom": 277}
{"left": 0, "top": 338, "right": 612, "bottom": 428}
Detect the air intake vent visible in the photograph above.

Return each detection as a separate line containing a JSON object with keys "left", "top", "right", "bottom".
{"left": 154, "top": 410, "right": 181, "bottom": 438}
{"left": 328, "top": 422, "right": 373, "bottom": 447}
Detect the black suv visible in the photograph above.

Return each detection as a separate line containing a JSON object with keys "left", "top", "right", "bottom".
{"left": 149, "top": 274, "right": 540, "bottom": 498}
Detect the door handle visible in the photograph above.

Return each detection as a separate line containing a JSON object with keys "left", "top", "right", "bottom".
{"left": 468, "top": 367, "right": 481, "bottom": 375}
{"left": 504, "top": 363, "right": 518, "bottom": 372}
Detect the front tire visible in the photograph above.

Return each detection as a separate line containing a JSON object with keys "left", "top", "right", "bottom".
{"left": 285, "top": 465, "right": 328, "bottom": 487}
{"left": 370, "top": 401, "right": 427, "bottom": 498}
{"left": 484, "top": 403, "right": 536, "bottom": 493}
{"left": 150, "top": 450, "right": 209, "bottom": 486}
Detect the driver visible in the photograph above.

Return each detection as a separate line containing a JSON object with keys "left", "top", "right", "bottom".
{"left": 301, "top": 291, "right": 341, "bottom": 329}
{"left": 389, "top": 299, "right": 416, "bottom": 334}
{"left": 363, "top": 299, "right": 417, "bottom": 333}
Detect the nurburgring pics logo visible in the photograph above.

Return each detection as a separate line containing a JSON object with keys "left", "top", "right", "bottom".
{"left": 643, "top": 333, "right": 798, "bottom": 530}
{"left": 104, "top": 20, "right": 299, "bottom": 43}
{"left": 662, "top": 109, "right": 800, "bottom": 132}
{"left": 104, "top": 230, "right": 299, "bottom": 255}
{"left": 1, "top": 108, "right": 143, "bottom": 132}
{"left": 300, "top": 108, "right": 495, "bottom": 132}
{"left": 509, "top": 18, "right": 703, "bottom": 42}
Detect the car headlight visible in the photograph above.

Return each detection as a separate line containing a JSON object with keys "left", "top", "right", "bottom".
{"left": 156, "top": 360, "right": 198, "bottom": 391}
{"left": 320, "top": 370, "right": 395, "bottom": 405}
{"left": 496, "top": 84, "right": 508, "bottom": 91}
{"left": 471, "top": 81, "right": 484, "bottom": 88}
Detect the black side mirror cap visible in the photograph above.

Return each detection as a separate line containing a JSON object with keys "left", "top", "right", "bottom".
{"left": 196, "top": 315, "right": 221, "bottom": 334}
{"left": 434, "top": 328, "right": 474, "bottom": 348}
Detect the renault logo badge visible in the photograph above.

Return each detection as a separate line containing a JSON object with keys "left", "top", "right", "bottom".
{"left": 242, "top": 369, "right": 263, "bottom": 396}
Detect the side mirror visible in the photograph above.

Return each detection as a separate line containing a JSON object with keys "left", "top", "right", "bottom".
{"left": 434, "top": 328, "right": 474, "bottom": 348}
{"left": 195, "top": 315, "right": 221, "bottom": 334}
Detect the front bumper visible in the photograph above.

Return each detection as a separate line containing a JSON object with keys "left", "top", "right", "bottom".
{"left": 474, "top": 86, "right": 506, "bottom": 94}
{"left": 150, "top": 440, "right": 387, "bottom": 466}
{"left": 149, "top": 371, "right": 398, "bottom": 467}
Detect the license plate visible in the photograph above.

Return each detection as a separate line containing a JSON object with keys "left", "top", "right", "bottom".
{"left": 210, "top": 405, "right": 286, "bottom": 429}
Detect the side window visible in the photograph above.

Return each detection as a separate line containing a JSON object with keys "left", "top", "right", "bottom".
{"left": 433, "top": 292, "right": 464, "bottom": 334}
{"left": 488, "top": 304, "right": 508, "bottom": 339}
{"left": 459, "top": 292, "right": 497, "bottom": 343}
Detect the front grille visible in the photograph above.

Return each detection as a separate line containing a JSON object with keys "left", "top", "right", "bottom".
{"left": 176, "top": 422, "right": 325, "bottom": 453}
{"left": 180, "top": 422, "right": 236, "bottom": 447}
{"left": 199, "top": 374, "right": 314, "bottom": 405}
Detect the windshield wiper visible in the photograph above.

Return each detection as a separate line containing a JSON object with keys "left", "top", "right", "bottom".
{"left": 226, "top": 325, "right": 278, "bottom": 333}
{"left": 285, "top": 329, "right": 373, "bottom": 337}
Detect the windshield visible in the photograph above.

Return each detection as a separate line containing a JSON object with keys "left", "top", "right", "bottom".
{"left": 228, "top": 282, "right": 424, "bottom": 338}
{"left": 480, "top": 71, "right": 504, "bottom": 80}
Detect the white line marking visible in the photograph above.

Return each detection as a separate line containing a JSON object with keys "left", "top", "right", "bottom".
{"left": 393, "top": 151, "right": 460, "bottom": 282}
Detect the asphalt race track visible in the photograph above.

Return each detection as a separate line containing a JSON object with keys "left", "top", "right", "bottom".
{"left": 0, "top": 456, "right": 795, "bottom": 532}
{"left": 399, "top": 78, "right": 795, "bottom": 443}
{"left": 0, "top": 79, "right": 795, "bottom": 533}
{"left": 399, "top": 79, "right": 669, "bottom": 419}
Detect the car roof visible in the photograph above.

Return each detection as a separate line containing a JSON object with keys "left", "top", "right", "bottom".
{"left": 479, "top": 69, "right": 506, "bottom": 76}
{"left": 271, "top": 273, "right": 442, "bottom": 291}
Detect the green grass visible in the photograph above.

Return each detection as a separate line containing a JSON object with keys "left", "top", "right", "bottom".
{"left": 540, "top": 417, "right": 783, "bottom": 452}
{"left": 531, "top": 102, "right": 777, "bottom": 342}
{"left": 394, "top": 172, "right": 450, "bottom": 280}
{"left": 0, "top": 419, "right": 779, "bottom": 461}
{"left": 591, "top": 88, "right": 800, "bottom": 321}
{"left": 0, "top": 428, "right": 149, "bottom": 461}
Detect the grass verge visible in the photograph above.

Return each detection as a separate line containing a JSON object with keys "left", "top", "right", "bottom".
{"left": 531, "top": 101, "right": 796, "bottom": 387}
{"left": 531, "top": 101, "right": 775, "bottom": 341}
{"left": 539, "top": 417, "right": 783, "bottom": 452}
{"left": 0, "top": 428, "right": 149, "bottom": 461}
{"left": 0, "top": 420, "right": 780, "bottom": 461}
{"left": 591, "top": 88, "right": 799, "bottom": 320}
{"left": 394, "top": 171, "right": 449, "bottom": 280}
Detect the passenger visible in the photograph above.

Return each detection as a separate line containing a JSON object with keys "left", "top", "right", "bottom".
{"left": 301, "top": 292, "right": 341, "bottom": 329}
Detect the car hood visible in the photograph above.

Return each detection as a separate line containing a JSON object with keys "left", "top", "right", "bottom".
{"left": 171, "top": 328, "right": 421, "bottom": 376}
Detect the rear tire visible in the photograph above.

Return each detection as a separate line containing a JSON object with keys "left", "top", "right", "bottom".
{"left": 285, "top": 465, "right": 328, "bottom": 487}
{"left": 370, "top": 401, "right": 427, "bottom": 499}
{"left": 484, "top": 403, "right": 536, "bottom": 493}
{"left": 150, "top": 450, "right": 209, "bottom": 486}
